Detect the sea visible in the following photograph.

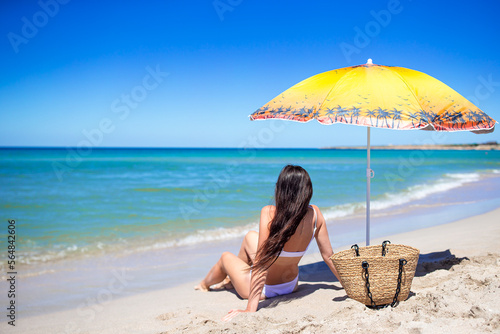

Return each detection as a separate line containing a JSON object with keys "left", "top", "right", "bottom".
{"left": 1, "top": 147, "right": 500, "bottom": 316}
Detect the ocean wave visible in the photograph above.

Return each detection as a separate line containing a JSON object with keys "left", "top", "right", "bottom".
{"left": 0, "top": 239, "right": 97, "bottom": 265}
{"left": 323, "top": 172, "right": 482, "bottom": 221}
{"left": 322, "top": 203, "right": 365, "bottom": 220}
{"left": 371, "top": 172, "right": 481, "bottom": 210}
{"left": 135, "top": 223, "right": 259, "bottom": 252}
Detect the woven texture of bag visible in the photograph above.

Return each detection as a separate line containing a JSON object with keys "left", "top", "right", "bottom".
{"left": 330, "top": 243, "right": 419, "bottom": 306}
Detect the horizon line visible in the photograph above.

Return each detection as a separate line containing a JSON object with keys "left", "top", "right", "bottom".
{"left": 0, "top": 142, "right": 497, "bottom": 150}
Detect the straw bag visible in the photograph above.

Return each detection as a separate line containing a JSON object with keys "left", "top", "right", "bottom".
{"left": 330, "top": 241, "right": 419, "bottom": 308}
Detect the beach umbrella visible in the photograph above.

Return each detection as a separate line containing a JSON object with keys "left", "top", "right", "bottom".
{"left": 249, "top": 59, "right": 497, "bottom": 246}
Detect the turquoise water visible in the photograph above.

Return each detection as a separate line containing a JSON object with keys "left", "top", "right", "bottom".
{"left": 1, "top": 147, "right": 499, "bottom": 265}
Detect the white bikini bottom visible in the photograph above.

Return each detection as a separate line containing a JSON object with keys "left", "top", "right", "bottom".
{"left": 262, "top": 275, "right": 299, "bottom": 298}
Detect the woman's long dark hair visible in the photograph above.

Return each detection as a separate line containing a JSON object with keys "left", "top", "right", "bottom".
{"left": 252, "top": 165, "right": 313, "bottom": 272}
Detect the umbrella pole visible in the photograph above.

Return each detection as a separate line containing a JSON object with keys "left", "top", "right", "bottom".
{"left": 366, "top": 127, "right": 372, "bottom": 246}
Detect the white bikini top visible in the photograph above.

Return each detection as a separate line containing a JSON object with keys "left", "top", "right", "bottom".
{"left": 279, "top": 205, "right": 317, "bottom": 258}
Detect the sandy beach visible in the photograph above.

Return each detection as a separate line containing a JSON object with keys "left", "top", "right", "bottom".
{"left": 4, "top": 207, "right": 499, "bottom": 334}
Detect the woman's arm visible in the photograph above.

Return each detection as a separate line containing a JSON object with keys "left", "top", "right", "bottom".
{"left": 312, "top": 205, "right": 340, "bottom": 281}
{"left": 245, "top": 205, "right": 272, "bottom": 311}
{"left": 222, "top": 205, "right": 273, "bottom": 321}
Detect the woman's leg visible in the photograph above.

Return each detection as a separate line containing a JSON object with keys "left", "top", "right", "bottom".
{"left": 237, "top": 230, "right": 259, "bottom": 265}
{"left": 195, "top": 251, "right": 252, "bottom": 298}
{"left": 211, "top": 230, "right": 259, "bottom": 290}
{"left": 212, "top": 230, "right": 258, "bottom": 290}
{"left": 195, "top": 231, "right": 259, "bottom": 294}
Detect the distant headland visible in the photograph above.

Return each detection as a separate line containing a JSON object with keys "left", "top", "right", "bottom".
{"left": 322, "top": 141, "right": 499, "bottom": 150}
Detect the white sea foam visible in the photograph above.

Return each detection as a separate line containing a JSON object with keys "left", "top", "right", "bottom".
{"left": 322, "top": 172, "right": 483, "bottom": 222}
{"left": 10, "top": 240, "right": 94, "bottom": 265}
{"left": 135, "top": 222, "right": 259, "bottom": 252}
{"left": 175, "top": 226, "right": 253, "bottom": 246}
{"left": 322, "top": 202, "right": 365, "bottom": 221}
{"left": 371, "top": 172, "right": 481, "bottom": 210}
{"left": 17, "top": 250, "right": 70, "bottom": 265}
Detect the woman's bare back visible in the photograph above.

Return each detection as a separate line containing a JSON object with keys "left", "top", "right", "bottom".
{"left": 265, "top": 206, "right": 316, "bottom": 285}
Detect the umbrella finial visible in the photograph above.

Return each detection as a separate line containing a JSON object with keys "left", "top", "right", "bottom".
{"left": 367, "top": 58, "right": 373, "bottom": 65}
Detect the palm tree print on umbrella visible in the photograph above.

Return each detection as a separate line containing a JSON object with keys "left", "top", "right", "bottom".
{"left": 349, "top": 108, "right": 362, "bottom": 124}
{"left": 453, "top": 112, "right": 467, "bottom": 130}
{"left": 365, "top": 109, "right": 377, "bottom": 127}
{"left": 374, "top": 107, "right": 391, "bottom": 128}
{"left": 405, "top": 111, "right": 421, "bottom": 128}
{"left": 465, "top": 110, "right": 482, "bottom": 130}
{"left": 390, "top": 108, "right": 403, "bottom": 129}
{"left": 324, "top": 108, "right": 337, "bottom": 123}
{"left": 333, "top": 106, "right": 352, "bottom": 124}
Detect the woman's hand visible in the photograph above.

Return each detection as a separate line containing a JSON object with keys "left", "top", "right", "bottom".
{"left": 221, "top": 309, "right": 252, "bottom": 322}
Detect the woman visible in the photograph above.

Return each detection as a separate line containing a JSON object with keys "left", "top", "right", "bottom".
{"left": 195, "top": 165, "right": 339, "bottom": 321}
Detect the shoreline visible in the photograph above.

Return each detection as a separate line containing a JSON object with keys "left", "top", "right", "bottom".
{"left": 5, "top": 206, "right": 500, "bottom": 333}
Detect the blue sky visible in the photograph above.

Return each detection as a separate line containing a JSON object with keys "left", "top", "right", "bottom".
{"left": 0, "top": 0, "right": 499, "bottom": 148}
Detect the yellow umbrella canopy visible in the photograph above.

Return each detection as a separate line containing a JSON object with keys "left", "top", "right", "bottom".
{"left": 250, "top": 60, "right": 496, "bottom": 133}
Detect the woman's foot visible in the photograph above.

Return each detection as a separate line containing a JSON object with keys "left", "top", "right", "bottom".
{"left": 211, "top": 276, "right": 233, "bottom": 290}
{"left": 194, "top": 281, "right": 210, "bottom": 291}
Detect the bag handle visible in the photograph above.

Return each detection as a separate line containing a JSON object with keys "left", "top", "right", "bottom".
{"left": 361, "top": 258, "right": 407, "bottom": 309}
{"left": 351, "top": 244, "right": 360, "bottom": 257}
{"left": 382, "top": 240, "right": 391, "bottom": 256}
{"left": 351, "top": 240, "right": 391, "bottom": 257}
